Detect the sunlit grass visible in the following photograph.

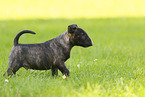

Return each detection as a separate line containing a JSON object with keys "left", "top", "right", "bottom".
{"left": 0, "top": 18, "right": 145, "bottom": 96}
{"left": 0, "top": 0, "right": 145, "bottom": 20}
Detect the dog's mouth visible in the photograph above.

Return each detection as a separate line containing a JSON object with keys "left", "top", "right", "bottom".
{"left": 82, "top": 41, "right": 93, "bottom": 47}
{"left": 78, "top": 38, "right": 93, "bottom": 47}
{"left": 86, "top": 38, "right": 93, "bottom": 47}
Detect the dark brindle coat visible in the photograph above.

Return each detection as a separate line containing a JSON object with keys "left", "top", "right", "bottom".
{"left": 4, "top": 24, "right": 93, "bottom": 76}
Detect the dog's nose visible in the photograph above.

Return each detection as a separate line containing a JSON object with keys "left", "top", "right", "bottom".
{"left": 90, "top": 39, "right": 93, "bottom": 46}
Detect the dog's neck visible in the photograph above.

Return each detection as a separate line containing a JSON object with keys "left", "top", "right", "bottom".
{"left": 44, "top": 31, "right": 74, "bottom": 61}
{"left": 55, "top": 31, "right": 74, "bottom": 49}
{"left": 51, "top": 31, "right": 74, "bottom": 61}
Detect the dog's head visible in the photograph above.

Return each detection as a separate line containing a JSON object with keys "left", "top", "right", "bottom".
{"left": 68, "top": 24, "right": 93, "bottom": 47}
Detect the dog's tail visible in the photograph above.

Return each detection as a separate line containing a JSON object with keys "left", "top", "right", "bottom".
{"left": 14, "top": 30, "right": 36, "bottom": 46}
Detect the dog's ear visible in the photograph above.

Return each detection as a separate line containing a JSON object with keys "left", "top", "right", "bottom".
{"left": 68, "top": 24, "right": 78, "bottom": 33}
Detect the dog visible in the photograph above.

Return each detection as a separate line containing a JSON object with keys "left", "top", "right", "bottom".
{"left": 4, "top": 24, "right": 93, "bottom": 76}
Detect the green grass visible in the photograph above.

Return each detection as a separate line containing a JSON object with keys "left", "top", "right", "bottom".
{"left": 0, "top": 18, "right": 145, "bottom": 97}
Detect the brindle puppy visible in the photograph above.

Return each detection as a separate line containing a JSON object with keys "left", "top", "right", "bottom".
{"left": 4, "top": 24, "right": 93, "bottom": 76}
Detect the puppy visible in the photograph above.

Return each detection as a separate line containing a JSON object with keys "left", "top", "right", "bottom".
{"left": 4, "top": 24, "right": 93, "bottom": 76}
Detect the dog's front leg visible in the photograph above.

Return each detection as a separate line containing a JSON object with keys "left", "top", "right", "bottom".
{"left": 51, "top": 67, "right": 58, "bottom": 76}
{"left": 56, "top": 62, "right": 70, "bottom": 76}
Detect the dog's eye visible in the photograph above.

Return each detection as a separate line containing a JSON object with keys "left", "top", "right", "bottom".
{"left": 81, "top": 33, "right": 85, "bottom": 36}
{"left": 72, "top": 27, "right": 77, "bottom": 30}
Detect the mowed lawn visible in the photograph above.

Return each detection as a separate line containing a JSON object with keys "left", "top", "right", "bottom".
{"left": 0, "top": 18, "right": 145, "bottom": 97}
